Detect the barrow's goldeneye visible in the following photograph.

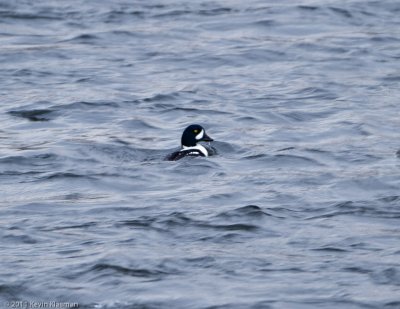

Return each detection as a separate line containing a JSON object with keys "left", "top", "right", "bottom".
{"left": 165, "top": 124, "right": 215, "bottom": 161}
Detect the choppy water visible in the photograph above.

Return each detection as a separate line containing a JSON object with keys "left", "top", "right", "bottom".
{"left": 1, "top": 1, "right": 400, "bottom": 308}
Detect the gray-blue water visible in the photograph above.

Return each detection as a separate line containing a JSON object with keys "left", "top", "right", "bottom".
{"left": 1, "top": 1, "right": 400, "bottom": 308}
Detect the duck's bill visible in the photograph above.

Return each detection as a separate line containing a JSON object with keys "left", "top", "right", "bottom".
{"left": 201, "top": 133, "right": 214, "bottom": 142}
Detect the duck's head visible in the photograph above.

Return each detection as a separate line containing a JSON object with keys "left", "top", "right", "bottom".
{"left": 181, "top": 124, "right": 213, "bottom": 147}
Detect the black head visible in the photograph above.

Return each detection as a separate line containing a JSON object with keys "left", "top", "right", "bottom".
{"left": 181, "top": 124, "right": 213, "bottom": 147}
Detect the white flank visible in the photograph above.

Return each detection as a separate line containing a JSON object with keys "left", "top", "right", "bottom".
{"left": 182, "top": 144, "right": 208, "bottom": 156}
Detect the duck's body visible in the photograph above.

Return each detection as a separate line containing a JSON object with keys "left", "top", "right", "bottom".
{"left": 165, "top": 124, "right": 215, "bottom": 161}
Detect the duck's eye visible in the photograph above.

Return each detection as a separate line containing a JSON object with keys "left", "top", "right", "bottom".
{"left": 194, "top": 129, "right": 199, "bottom": 133}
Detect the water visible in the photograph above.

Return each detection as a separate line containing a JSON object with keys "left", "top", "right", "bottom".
{"left": 1, "top": 0, "right": 400, "bottom": 308}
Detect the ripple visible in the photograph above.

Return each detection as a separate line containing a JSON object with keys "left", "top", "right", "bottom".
{"left": 312, "top": 246, "right": 349, "bottom": 253}
{"left": 288, "top": 87, "right": 338, "bottom": 101}
{"left": 0, "top": 153, "right": 60, "bottom": 166}
{"left": 7, "top": 100, "right": 119, "bottom": 123}
{"left": 252, "top": 19, "right": 276, "bottom": 28}
{"left": 91, "top": 263, "right": 170, "bottom": 279}
{"left": 0, "top": 283, "right": 28, "bottom": 299}
{"left": 329, "top": 7, "right": 353, "bottom": 18}
{"left": 117, "top": 211, "right": 261, "bottom": 235}
{"left": 117, "top": 217, "right": 156, "bottom": 229}
{"left": 0, "top": 11, "right": 60, "bottom": 20}
{"left": 272, "top": 154, "right": 324, "bottom": 166}
{"left": 40, "top": 172, "right": 95, "bottom": 181}
{"left": 8, "top": 109, "right": 56, "bottom": 121}
{"left": 198, "top": 7, "right": 234, "bottom": 16}
{"left": 378, "top": 196, "right": 400, "bottom": 203}
{"left": 156, "top": 105, "right": 232, "bottom": 116}
{"left": 342, "top": 267, "right": 372, "bottom": 274}
{"left": 62, "top": 34, "right": 100, "bottom": 44}
{"left": 57, "top": 100, "right": 120, "bottom": 110}
{"left": 371, "top": 268, "right": 400, "bottom": 286}
{"left": 308, "top": 198, "right": 400, "bottom": 220}
{"left": 142, "top": 93, "right": 180, "bottom": 103}
{"left": 119, "top": 118, "right": 159, "bottom": 130}
{"left": 281, "top": 110, "right": 334, "bottom": 122}
{"left": 215, "top": 205, "right": 272, "bottom": 219}
{"left": 204, "top": 223, "right": 259, "bottom": 232}
{"left": 12, "top": 69, "right": 53, "bottom": 77}
{"left": 154, "top": 7, "right": 234, "bottom": 18}
{"left": 297, "top": 5, "right": 319, "bottom": 11}
{"left": 2, "top": 233, "right": 38, "bottom": 244}
{"left": 166, "top": 158, "right": 222, "bottom": 175}
{"left": 41, "top": 222, "right": 97, "bottom": 232}
{"left": 103, "top": 10, "right": 147, "bottom": 23}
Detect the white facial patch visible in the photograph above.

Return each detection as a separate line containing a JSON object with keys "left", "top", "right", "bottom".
{"left": 195, "top": 129, "right": 204, "bottom": 140}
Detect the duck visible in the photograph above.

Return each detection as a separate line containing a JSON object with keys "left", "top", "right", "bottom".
{"left": 165, "top": 124, "right": 215, "bottom": 161}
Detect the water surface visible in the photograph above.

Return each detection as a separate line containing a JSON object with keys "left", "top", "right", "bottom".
{"left": 1, "top": 1, "right": 400, "bottom": 308}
